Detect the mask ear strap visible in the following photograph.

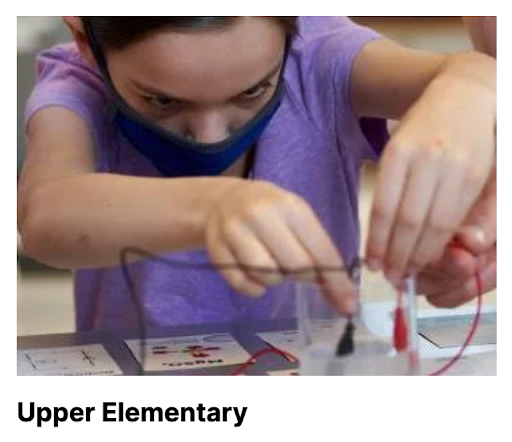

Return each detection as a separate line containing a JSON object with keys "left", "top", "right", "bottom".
{"left": 82, "top": 19, "right": 135, "bottom": 118}
{"left": 82, "top": 18, "right": 110, "bottom": 78}
{"left": 82, "top": 19, "right": 123, "bottom": 122}
{"left": 83, "top": 19, "right": 291, "bottom": 152}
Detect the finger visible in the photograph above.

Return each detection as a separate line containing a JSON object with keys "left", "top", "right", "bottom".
{"left": 416, "top": 248, "right": 478, "bottom": 297}
{"left": 422, "top": 246, "right": 478, "bottom": 280}
{"left": 418, "top": 277, "right": 458, "bottom": 298}
{"left": 366, "top": 140, "right": 411, "bottom": 272}
{"left": 247, "top": 211, "right": 317, "bottom": 284}
{"left": 416, "top": 266, "right": 469, "bottom": 296}
{"left": 207, "top": 232, "right": 266, "bottom": 297}
{"left": 427, "top": 285, "right": 479, "bottom": 309}
{"left": 457, "top": 166, "right": 497, "bottom": 253}
{"left": 417, "top": 248, "right": 479, "bottom": 298}
{"left": 427, "top": 291, "right": 472, "bottom": 309}
{"left": 426, "top": 257, "right": 496, "bottom": 308}
{"left": 287, "top": 205, "right": 356, "bottom": 314}
{"left": 478, "top": 245, "right": 497, "bottom": 270}
{"left": 477, "top": 258, "right": 497, "bottom": 293}
{"left": 442, "top": 247, "right": 479, "bottom": 276}
{"left": 408, "top": 156, "right": 481, "bottom": 274}
{"left": 383, "top": 146, "right": 442, "bottom": 282}
{"left": 222, "top": 221, "right": 284, "bottom": 287}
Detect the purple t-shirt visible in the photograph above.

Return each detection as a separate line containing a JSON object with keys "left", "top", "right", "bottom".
{"left": 25, "top": 17, "right": 387, "bottom": 332}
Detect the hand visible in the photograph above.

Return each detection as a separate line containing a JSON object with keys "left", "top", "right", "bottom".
{"left": 417, "top": 244, "right": 496, "bottom": 308}
{"left": 418, "top": 165, "right": 497, "bottom": 307}
{"left": 457, "top": 164, "right": 496, "bottom": 255}
{"left": 205, "top": 181, "right": 356, "bottom": 314}
{"left": 366, "top": 74, "right": 496, "bottom": 285}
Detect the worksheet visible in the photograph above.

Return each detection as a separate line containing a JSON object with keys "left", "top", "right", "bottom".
{"left": 17, "top": 344, "right": 122, "bottom": 376}
{"left": 267, "top": 369, "right": 299, "bottom": 376}
{"left": 363, "top": 301, "right": 497, "bottom": 359}
{"left": 257, "top": 330, "right": 300, "bottom": 359}
{"left": 418, "top": 311, "right": 497, "bottom": 348}
{"left": 125, "top": 333, "right": 251, "bottom": 372}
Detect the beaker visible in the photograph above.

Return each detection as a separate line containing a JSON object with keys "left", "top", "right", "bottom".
{"left": 296, "top": 266, "right": 419, "bottom": 376}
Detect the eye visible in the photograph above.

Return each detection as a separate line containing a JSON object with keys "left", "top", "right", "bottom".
{"left": 144, "top": 95, "right": 182, "bottom": 112}
{"left": 241, "top": 81, "right": 273, "bottom": 101}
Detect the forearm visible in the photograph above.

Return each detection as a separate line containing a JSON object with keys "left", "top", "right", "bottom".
{"left": 386, "top": 51, "right": 497, "bottom": 124}
{"left": 352, "top": 40, "right": 496, "bottom": 121}
{"left": 433, "top": 51, "right": 496, "bottom": 96}
{"left": 18, "top": 174, "right": 239, "bottom": 269}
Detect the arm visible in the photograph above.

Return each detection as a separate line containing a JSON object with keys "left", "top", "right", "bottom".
{"left": 17, "top": 107, "right": 239, "bottom": 269}
{"left": 349, "top": 39, "right": 496, "bottom": 288}
{"left": 351, "top": 39, "right": 496, "bottom": 120}
{"left": 18, "top": 106, "right": 354, "bottom": 312}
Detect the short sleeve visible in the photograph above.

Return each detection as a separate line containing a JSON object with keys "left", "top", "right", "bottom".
{"left": 286, "top": 17, "right": 389, "bottom": 163}
{"left": 24, "top": 44, "right": 111, "bottom": 147}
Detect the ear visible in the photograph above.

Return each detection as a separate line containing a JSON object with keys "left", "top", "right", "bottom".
{"left": 62, "top": 16, "right": 97, "bottom": 67}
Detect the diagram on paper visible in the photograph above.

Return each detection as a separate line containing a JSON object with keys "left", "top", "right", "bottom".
{"left": 17, "top": 344, "right": 122, "bottom": 376}
{"left": 125, "top": 333, "right": 251, "bottom": 372}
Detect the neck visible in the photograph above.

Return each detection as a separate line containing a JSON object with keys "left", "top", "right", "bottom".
{"left": 222, "top": 149, "right": 255, "bottom": 179}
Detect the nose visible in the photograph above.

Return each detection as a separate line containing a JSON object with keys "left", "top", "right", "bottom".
{"left": 185, "top": 110, "right": 230, "bottom": 144}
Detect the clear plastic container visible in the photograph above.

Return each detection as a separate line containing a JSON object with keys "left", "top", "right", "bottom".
{"left": 296, "top": 266, "right": 420, "bottom": 376}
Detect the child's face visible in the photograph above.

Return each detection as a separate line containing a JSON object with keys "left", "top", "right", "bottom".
{"left": 105, "top": 18, "right": 286, "bottom": 144}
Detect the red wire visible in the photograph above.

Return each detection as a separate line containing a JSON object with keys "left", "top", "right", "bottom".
{"left": 231, "top": 245, "right": 485, "bottom": 376}
{"left": 229, "top": 347, "right": 298, "bottom": 376}
{"left": 393, "top": 284, "right": 409, "bottom": 353}
{"left": 428, "top": 268, "right": 484, "bottom": 376}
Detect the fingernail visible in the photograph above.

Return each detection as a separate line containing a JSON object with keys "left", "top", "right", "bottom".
{"left": 460, "top": 225, "right": 486, "bottom": 246}
{"left": 367, "top": 258, "right": 381, "bottom": 272}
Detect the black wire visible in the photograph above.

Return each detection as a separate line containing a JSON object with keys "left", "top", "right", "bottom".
{"left": 119, "top": 247, "right": 363, "bottom": 375}
{"left": 335, "top": 319, "right": 356, "bottom": 358}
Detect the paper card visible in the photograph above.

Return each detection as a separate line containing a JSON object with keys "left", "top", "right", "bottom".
{"left": 363, "top": 301, "right": 497, "bottom": 360}
{"left": 125, "top": 333, "right": 251, "bottom": 372}
{"left": 420, "top": 351, "right": 496, "bottom": 376}
{"left": 267, "top": 369, "right": 299, "bottom": 376}
{"left": 418, "top": 311, "right": 497, "bottom": 348}
{"left": 17, "top": 344, "right": 122, "bottom": 376}
{"left": 257, "top": 330, "right": 300, "bottom": 359}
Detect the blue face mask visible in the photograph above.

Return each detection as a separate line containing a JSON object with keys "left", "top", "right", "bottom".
{"left": 84, "top": 22, "right": 287, "bottom": 178}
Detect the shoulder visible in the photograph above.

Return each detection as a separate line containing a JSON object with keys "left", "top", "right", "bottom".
{"left": 33, "top": 43, "right": 110, "bottom": 104}
{"left": 286, "top": 17, "right": 384, "bottom": 100}
{"left": 277, "top": 17, "right": 388, "bottom": 162}
{"left": 25, "top": 43, "right": 112, "bottom": 136}
{"left": 290, "top": 17, "right": 382, "bottom": 61}
{"left": 283, "top": 17, "right": 383, "bottom": 133}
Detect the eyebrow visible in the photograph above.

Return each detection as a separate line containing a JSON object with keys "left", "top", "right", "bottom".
{"left": 131, "top": 60, "right": 283, "bottom": 104}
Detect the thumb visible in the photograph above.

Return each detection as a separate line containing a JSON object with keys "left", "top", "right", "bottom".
{"left": 457, "top": 167, "right": 496, "bottom": 254}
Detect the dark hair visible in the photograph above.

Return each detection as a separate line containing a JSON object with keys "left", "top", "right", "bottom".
{"left": 82, "top": 17, "right": 298, "bottom": 51}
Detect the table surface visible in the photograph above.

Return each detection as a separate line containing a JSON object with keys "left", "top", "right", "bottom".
{"left": 17, "top": 318, "right": 496, "bottom": 376}
{"left": 17, "top": 319, "right": 301, "bottom": 376}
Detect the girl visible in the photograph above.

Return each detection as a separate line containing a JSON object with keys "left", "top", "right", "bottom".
{"left": 17, "top": 17, "right": 496, "bottom": 331}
